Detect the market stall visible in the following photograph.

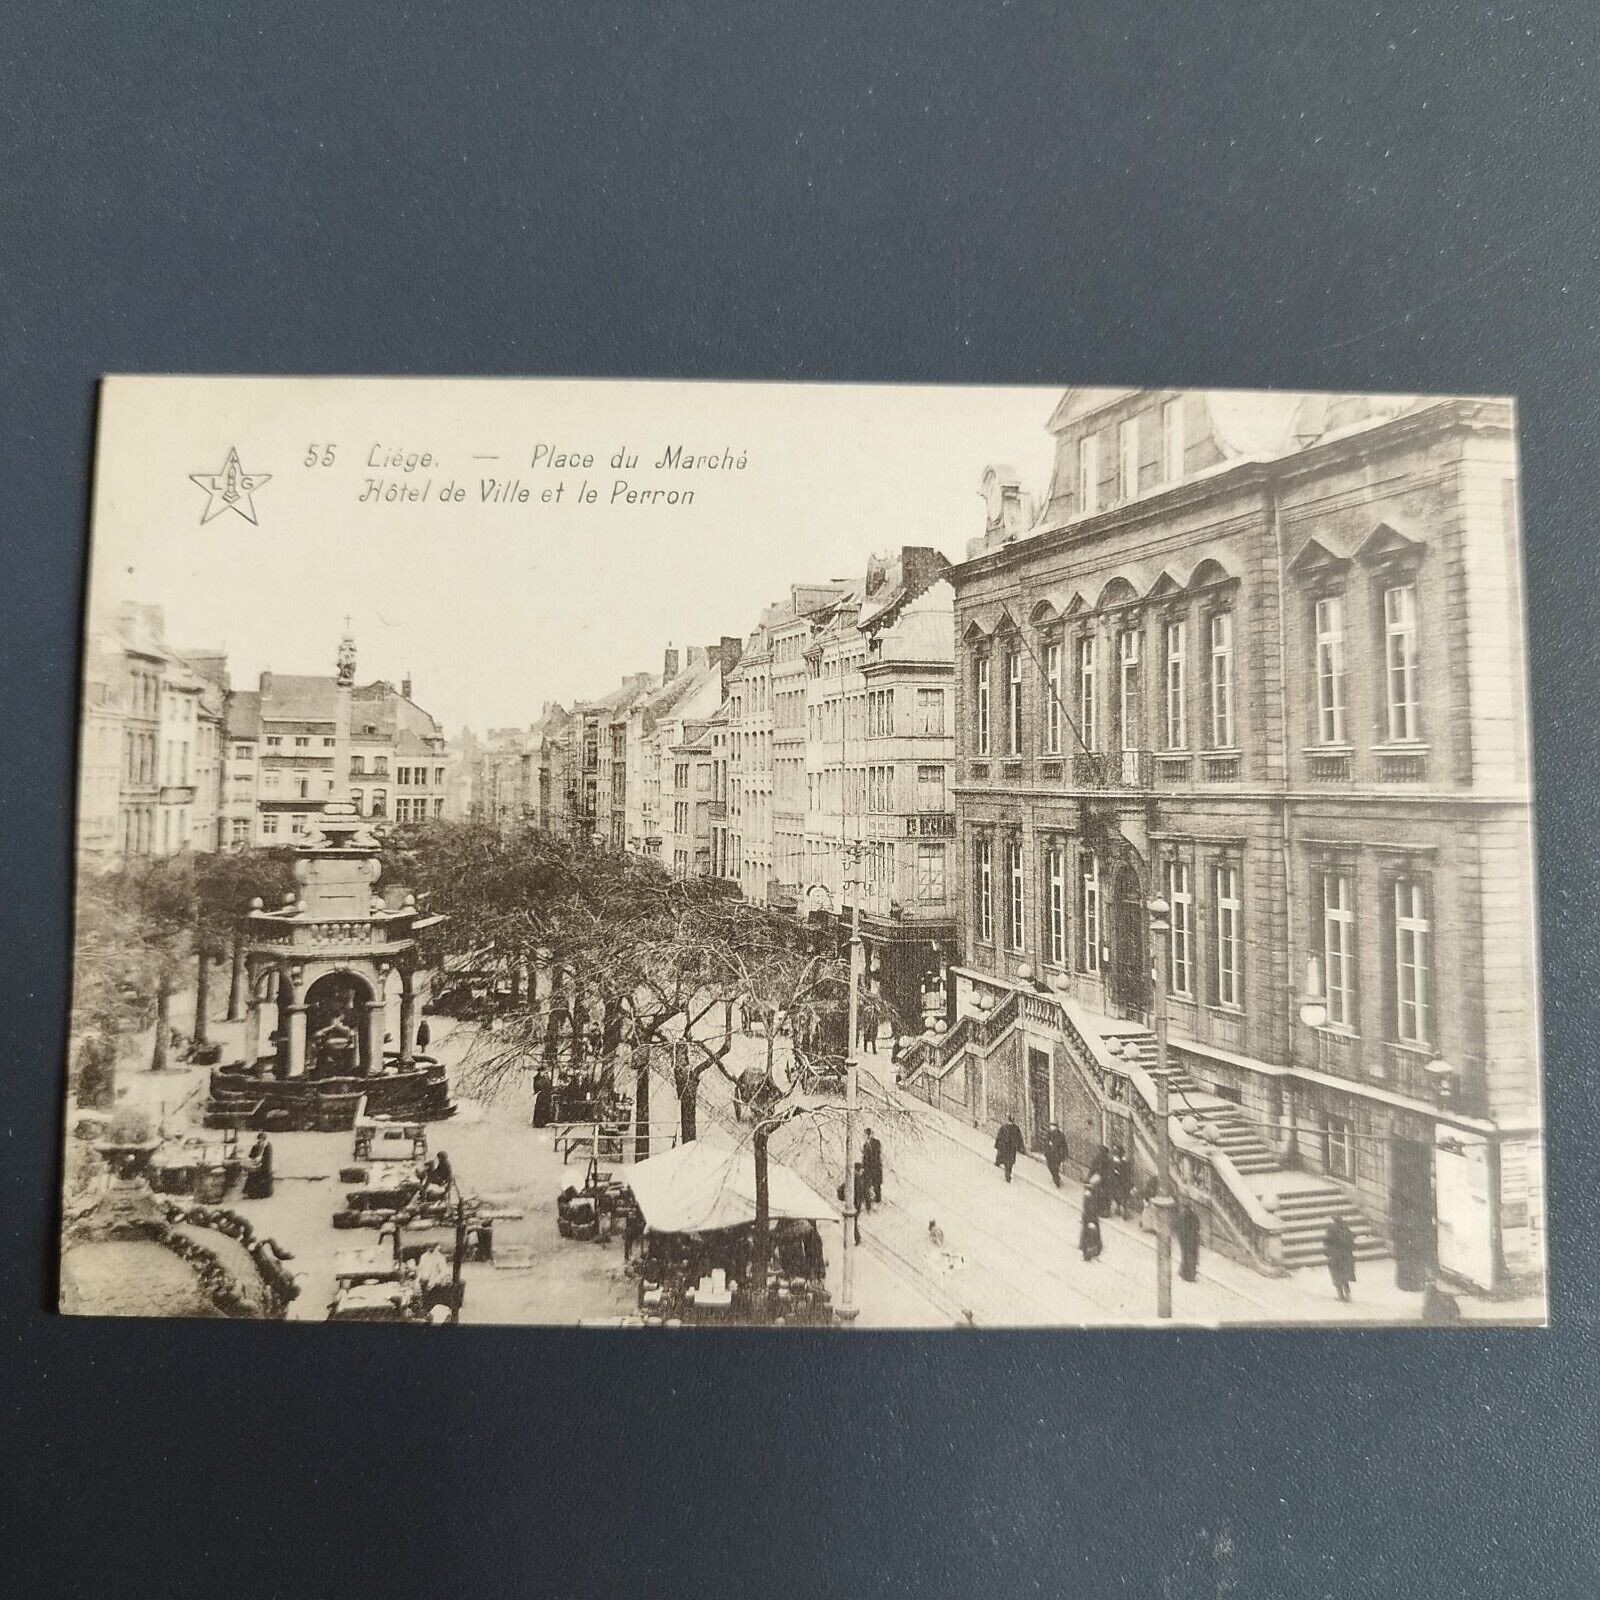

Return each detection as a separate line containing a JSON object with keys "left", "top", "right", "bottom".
{"left": 624, "top": 1140, "right": 838, "bottom": 1326}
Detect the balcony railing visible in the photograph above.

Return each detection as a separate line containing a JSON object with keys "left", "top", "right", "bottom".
{"left": 1153, "top": 752, "right": 1191, "bottom": 785}
{"left": 1376, "top": 746, "right": 1429, "bottom": 783}
{"left": 1306, "top": 749, "right": 1352, "bottom": 782}
{"left": 1072, "top": 749, "right": 1152, "bottom": 790}
{"left": 1201, "top": 751, "right": 1241, "bottom": 781}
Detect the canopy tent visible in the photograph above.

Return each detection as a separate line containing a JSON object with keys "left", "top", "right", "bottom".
{"left": 625, "top": 1138, "right": 839, "bottom": 1235}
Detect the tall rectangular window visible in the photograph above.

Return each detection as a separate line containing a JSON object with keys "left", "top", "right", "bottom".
{"left": 1209, "top": 610, "right": 1235, "bottom": 747}
{"left": 1006, "top": 838, "right": 1025, "bottom": 950}
{"left": 916, "top": 843, "right": 946, "bottom": 902}
{"left": 1165, "top": 618, "right": 1187, "bottom": 748}
{"left": 976, "top": 657, "right": 990, "bottom": 754}
{"left": 1167, "top": 861, "right": 1194, "bottom": 997}
{"left": 917, "top": 763, "right": 946, "bottom": 812}
{"left": 1322, "top": 870, "right": 1355, "bottom": 1028}
{"left": 1393, "top": 875, "right": 1432, "bottom": 1043}
{"left": 1006, "top": 647, "right": 1024, "bottom": 754}
{"left": 1118, "top": 417, "right": 1138, "bottom": 501}
{"left": 1078, "top": 636, "right": 1098, "bottom": 751}
{"left": 1214, "top": 863, "right": 1242, "bottom": 1008}
{"left": 1079, "top": 854, "right": 1102, "bottom": 973}
{"left": 915, "top": 688, "right": 945, "bottom": 734}
{"left": 1161, "top": 396, "right": 1184, "bottom": 484}
{"left": 976, "top": 836, "right": 994, "bottom": 944}
{"left": 1079, "top": 433, "right": 1100, "bottom": 514}
{"left": 1384, "top": 583, "right": 1420, "bottom": 741}
{"left": 1118, "top": 628, "right": 1141, "bottom": 751}
{"left": 1315, "top": 595, "right": 1347, "bottom": 744}
{"left": 1046, "top": 846, "right": 1067, "bottom": 967}
{"left": 1045, "top": 641, "right": 1063, "bottom": 754}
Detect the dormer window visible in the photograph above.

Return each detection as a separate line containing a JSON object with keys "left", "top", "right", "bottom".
{"left": 1118, "top": 417, "right": 1138, "bottom": 502}
{"left": 1161, "top": 397, "right": 1184, "bottom": 485}
{"left": 1079, "top": 434, "right": 1100, "bottom": 515}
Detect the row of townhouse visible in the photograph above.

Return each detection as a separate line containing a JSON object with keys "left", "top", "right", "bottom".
{"left": 77, "top": 603, "right": 224, "bottom": 862}
{"left": 77, "top": 612, "right": 455, "bottom": 861}
{"left": 906, "top": 385, "right": 1542, "bottom": 1294}
{"left": 221, "top": 653, "right": 452, "bottom": 847}
{"left": 530, "top": 553, "right": 963, "bottom": 1033}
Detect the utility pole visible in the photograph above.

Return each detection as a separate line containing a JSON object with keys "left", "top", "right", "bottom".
{"left": 1148, "top": 894, "right": 1175, "bottom": 1320}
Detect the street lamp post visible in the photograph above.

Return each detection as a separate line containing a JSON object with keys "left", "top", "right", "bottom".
{"left": 837, "top": 852, "right": 864, "bottom": 1324}
{"left": 1146, "top": 894, "right": 1175, "bottom": 1321}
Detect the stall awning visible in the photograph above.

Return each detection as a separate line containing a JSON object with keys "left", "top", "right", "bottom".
{"left": 625, "top": 1138, "right": 839, "bottom": 1234}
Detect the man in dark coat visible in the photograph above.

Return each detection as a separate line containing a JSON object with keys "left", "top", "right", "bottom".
{"left": 994, "top": 1119, "right": 1025, "bottom": 1182}
{"left": 1176, "top": 1203, "right": 1201, "bottom": 1282}
{"left": 1079, "top": 1193, "right": 1103, "bottom": 1261}
{"left": 861, "top": 1128, "right": 884, "bottom": 1207}
{"left": 416, "top": 1018, "right": 431, "bottom": 1053}
{"left": 1087, "top": 1145, "right": 1113, "bottom": 1216}
{"left": 1325, "top": 1215, "right": 1357, "bottom": 1302}
{"left": 1041, "top": 1123, "right": 1069, "bottom": 1188}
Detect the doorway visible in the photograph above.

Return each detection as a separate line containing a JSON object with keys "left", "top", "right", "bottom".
{"left": 1028, "top": 1048, "right": 1052, "bottom": 1147}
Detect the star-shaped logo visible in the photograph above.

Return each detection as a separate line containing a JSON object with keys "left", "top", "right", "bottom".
{"left": 190, "top": 447, "right": 271, "bottom": 524}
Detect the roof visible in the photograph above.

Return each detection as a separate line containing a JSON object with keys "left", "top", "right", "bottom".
{"left": 625, "top": 1139, "right": 838, "bottom": 1233}
{"left": 226, "top": 690, "right": 261, "bottom": 738}
{"left": 260, "top": 674, "right": 340, "bottom": 721}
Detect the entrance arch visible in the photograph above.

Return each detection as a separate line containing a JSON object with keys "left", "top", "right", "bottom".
{"left": 1108, "top": 860, "right": 1150, "bottom": 1020}
{"left": 304, "top": 970, "right": 378, "bottom": 1076}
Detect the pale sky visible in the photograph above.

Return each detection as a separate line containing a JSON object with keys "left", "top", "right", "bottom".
{"left": 88, "top": 376, "right": 1064, "bottom": 731}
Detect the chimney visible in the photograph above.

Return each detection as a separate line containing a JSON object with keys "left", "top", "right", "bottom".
{"left": 663, "top": 643, "right": 680, "bottom": 681}
{"left": 402, "top": 672, "right": 413, "bottom": 700}
{"left": 142, "top": 604, "right": 165, "bottom": 642}
{"left": 718, "top": 634, "right": 745, "bottom": 695}
{"left": 259, "top": 669, "right": 274, "bottom": 697}
{"left": 687, "top": 645, "right": 709, "bottom": 670}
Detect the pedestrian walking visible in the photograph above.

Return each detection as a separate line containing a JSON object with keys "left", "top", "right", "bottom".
{"left": 416, "top": 1018, "right": 431, "bottom": 1053}
{"left": 1079, "top": 1194, "right": 1103, "bottom": 1262}
{"left": 1110, "top": 1149, "right": 1133, "bottom": 1218}
{"left": 861, "top": 1128, "right": 884, "bottom": 1207}
{"left": 859, "top": 1011, "right": 879, "bottom": 1053}
{"left": 994, "top": 1118, "right": 1025, "bottom": 1182}
{"left": 837, "top": 1164, "right": 867, "bottom": 1245}
{"left": 1041, "top": 1123, "right": 1069, "bottom": 1188}
{"left": 1325, "top": 1214, "right": 1357, "bottom": 1303}
{"left": 1087, "top": 1144, "right": 1113, "bottom": 1216}
{"left": 1176, "top": 1203, "right": 1201, "bottom": 1282}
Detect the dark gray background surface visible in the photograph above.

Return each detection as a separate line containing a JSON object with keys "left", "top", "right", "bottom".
{"left": 3, "top": 4, "right": 1597, "bottom": 1595}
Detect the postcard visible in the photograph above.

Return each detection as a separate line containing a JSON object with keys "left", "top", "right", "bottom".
{"left": 61, "top": 375, "right": 1545, "bottom": 1327}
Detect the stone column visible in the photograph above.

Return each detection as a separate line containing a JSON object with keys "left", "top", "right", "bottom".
{"left": 285, "top": 1004, "right": 308, "bottom": 1078}
{"left": 245, "top": 997, "right": 263, "bottom": 1069}
{"left": 398, "top": 973, "right": 416, "bottom": 1066}
{"left": 364, "top": 1000, "right": 386, "bottom": 1075}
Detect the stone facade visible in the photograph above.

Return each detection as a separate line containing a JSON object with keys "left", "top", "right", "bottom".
{"left": 949, "top": 389, "right": 1542, "bottom": 1291}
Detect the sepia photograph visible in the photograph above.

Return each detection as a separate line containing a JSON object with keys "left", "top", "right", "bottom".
{"left": 62, "top": 375, "right": 1546, "bottom": 1329}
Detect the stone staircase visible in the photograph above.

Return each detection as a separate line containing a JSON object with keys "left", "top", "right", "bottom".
{"left": 1105, "top": 1030, "right": 1387, "bottom": 1273}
